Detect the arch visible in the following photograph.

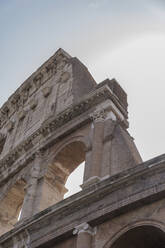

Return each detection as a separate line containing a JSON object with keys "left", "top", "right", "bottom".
{"left": 104, "top": 220, "right": 165, "bottom": 248}
{"left": 0, "top": 178, "right": 26, "bottom": 235}
{"left": 44, "top": 135, "right": 89, "bottom": 169}
{"left": 39, "top": 138, "right": 87, "bottom": 212}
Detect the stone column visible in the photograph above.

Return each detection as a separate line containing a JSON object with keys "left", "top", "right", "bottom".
{"left": 20, "top": 151, "right": 43, "bottom": 220}
{"left": 73, "top": 223, "right": 94, "bottom": 248}
{"left": 83, "top": 110, "right": 106, "bottom": 187}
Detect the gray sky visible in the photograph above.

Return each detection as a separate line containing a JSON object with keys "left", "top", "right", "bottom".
{"left": 1, "top": 0, "right": 165, "bottom": 196}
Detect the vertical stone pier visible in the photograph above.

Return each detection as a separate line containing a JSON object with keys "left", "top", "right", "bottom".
{"left": 20, "top": 152, "right": 42, "bottom": 219}
{"left": 73, "top": 223, "right": 94, "bottom": 248}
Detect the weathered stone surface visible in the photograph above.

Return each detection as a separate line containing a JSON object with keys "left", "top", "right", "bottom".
{"left": 1, "top": 49, "right": 163, "bottom": 248}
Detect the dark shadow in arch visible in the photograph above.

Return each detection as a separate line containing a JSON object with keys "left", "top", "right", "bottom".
{"left": 111, "top": 225, "right": 165, "bottom": 248}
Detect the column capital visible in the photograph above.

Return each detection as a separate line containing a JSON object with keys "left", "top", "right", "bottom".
{"left": 73, "top": 222, "right": 94, "bottom": 235}
{"left": 90, "top": 109, "right": 107, "bottom": 122}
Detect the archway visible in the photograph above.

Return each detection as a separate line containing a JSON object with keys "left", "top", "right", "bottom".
{"left": 39, "top": 141, "right": 86, "bottom": 211}
{"left": 64, "top": 162, "right": 85, "bottom": 198}
{"left": 0, "top": 179, "right": 26, "bottom": 235}
{"left": 110, "top": 225, "right": 165, "bottom": 248}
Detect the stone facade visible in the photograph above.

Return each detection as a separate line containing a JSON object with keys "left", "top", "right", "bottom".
{"left": 0, "top": 49, "right": 164, "bottom": 247}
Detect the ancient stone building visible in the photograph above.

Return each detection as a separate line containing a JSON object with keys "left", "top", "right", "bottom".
{"left": 0, "top": 48, "right": 165, "bottom": 247}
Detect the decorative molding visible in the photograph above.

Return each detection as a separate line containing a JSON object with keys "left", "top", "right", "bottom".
{"left": 30, "top": 99, "right": 38, "bottom": 110}
{"left": 42, "top": 86, "right": 52, "bottom": 98}
{"left": 0, "top": 153, "right": 35, "bottom": 188}
{"left": 18, "top": 109, "right": 26, "bottom": 121}
{"left": 73, "top": 222, "right": 94, "bottom": 235}
{"left": 6, "top": 120, "right": 15, "bottom": 132}
{"left": 33, "top": 72, "right": 43, "bottom": 90}
{"left": 107, "top": 111, "right": 117, "bottom": 121}
{"left": 11, "top": 94, "right": 23, "bottom": 111}
{"left": 46, "top": 62, "right": 55, "bottom": 75}
{"left": 90, "top": 109, "right": 107, "bottom": 122}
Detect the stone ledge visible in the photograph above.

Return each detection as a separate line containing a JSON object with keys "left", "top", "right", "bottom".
{"left": 1, "top": 154, "right": 165, "bottom": 247}
{"left": 81, "top": 176, "right": 101, "bottom": 189}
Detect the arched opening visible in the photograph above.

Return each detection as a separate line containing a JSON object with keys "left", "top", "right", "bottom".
{"left": 111, "top": 225, "right": 165, "bottom": 248}
{"left": 0, "top": 179, "right": 26, "bottom": 235}
{"left": 64, "top": 162, "right": 85, "bottom": 198}
{"left": 39, "top": 141, "right": 86, "bottom": 211}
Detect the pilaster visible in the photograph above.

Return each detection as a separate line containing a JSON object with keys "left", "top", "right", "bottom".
{"left": 73, "top": 223, "right": 94, "bottom": 248}
{"left": 82, "top": 109, "right": 106, "bottom": 187}
{"left": 20, "top": 151, "right": 43, "bottom": 220}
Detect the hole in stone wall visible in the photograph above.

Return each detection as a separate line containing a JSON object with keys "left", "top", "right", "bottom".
{"left": 64, "top": 162, "right": 85, "bottom": 198}
{"left": 18, "top": 208, "right": 22, "bottom": 221}
{"left": 40, "top": 141, "right": 86, "bottom": 212}
{"left": 0, "top": 179, "right": 26, "bottom": 236}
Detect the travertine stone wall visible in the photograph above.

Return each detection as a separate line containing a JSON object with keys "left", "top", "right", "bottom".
{"left": 0, "top": 49, "right": 96, "bottom": 159}
{"left": 0, "top": 49, "right": 142, "bottom": 238}
{"left": 0, "top": 153, "right": 165, "bottom": 247}
{"left": 0, "top": 179, "right": 26, "bottom": 234}
{"left": 94, "top": 198, "right": 165, "bottom": 248}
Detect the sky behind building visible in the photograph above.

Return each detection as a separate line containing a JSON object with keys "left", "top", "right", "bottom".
{"left": 1, "top": 0, "right": 165, "bottom": 196}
